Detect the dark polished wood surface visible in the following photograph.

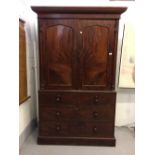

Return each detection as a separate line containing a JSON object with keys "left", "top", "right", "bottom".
{"left": 31, "top": 6, "right": 127, "bottom": 14}
{"left": 39, "top": 19, "right": 116, "bottom": 90}
{"left": 46, "top": 24, "right": 73, "bottom": 86}
{"left": 78, "top": 20, "right": 115, "bottom": 89}
{"left": 39, "top": 91, "right": 116, "bottom": 139}
{"left": 32, "top": 6, "right": 127, "bottom": 146}
{"left": 38, "top": 136, "right": 116, "bottom": 146}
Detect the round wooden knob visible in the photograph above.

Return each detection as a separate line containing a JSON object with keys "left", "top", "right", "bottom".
{"left": 56, "top": 111, "right": 61, "bottom": 116}
{"left": 55, "top": 95, "right": 61, "bottom": 102}
{"left": 56, "top": 97, "right": 60, "bottom": 101}
{"left": 94, "top": 96, "right": 99, "bottom": 103}
{"left": 93, "top": 127, "right": 97, "bottom": 133}
{"left": 95, "top": 99, "right": 99, "bottom": 103}
{"left": 56, "top": 125, "right": 61, "bottom": 131}
{"left": 93, "top": 112, "right": 99, "bottom": 118}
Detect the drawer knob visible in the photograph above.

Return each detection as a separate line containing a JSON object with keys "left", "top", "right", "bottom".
{"left": 56, "top": 97, "right": 60, "bottom": 101}
{"left": 56, "top": 125, "right": 61, "bottom": 131}
{"left": 95, "top": 99, "right": 99, "bottom": 103}
{"left": 94, "top": 96, "right": 99, "bottom": 103}
{"left": 93, "top": 127, "right": 97, "bottom": 133}
{"left": 56, "top": 111, "right": 61, "bottom": 117}
{"left": 93, "top": 112, "right": 99, "bottom": 118}
{"left": 55, "top": 95, "right": 61, "bottom": 102}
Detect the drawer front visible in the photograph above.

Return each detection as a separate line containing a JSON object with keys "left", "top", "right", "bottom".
{"left": 39, "top": 91, "right": 76, "bottom": 106}
{"left": 39, "top": 104, "right": 115, "bottom": 121}
{"left": 76, "top": 92, "right": 116, "bottom": 106}
{"left": 39, "top": 121, "right": 114, "bottom": 137}
{"left": 39, "top": 91, "right": 116, "bottom": 106}
{"left": 77, "top": 104, "right": 115, "bottom": 121}
{"left": 39, "top": 106, "right": 76, "bottom": 121}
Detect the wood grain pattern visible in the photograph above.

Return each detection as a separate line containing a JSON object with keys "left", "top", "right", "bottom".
{"left": 39, "top": 20, "right": 78, "bottom": 90}
{"left": 46, "top": 25, "right": 73, "bottom": 85}
{"left": 39, "top": 19, "right": 116, "bottom": 90}
{"left": 81, "top": 25, "right": 109, "bottom": 86}
{"left": 76, "top": 20, "right": 115, "bottom": 90}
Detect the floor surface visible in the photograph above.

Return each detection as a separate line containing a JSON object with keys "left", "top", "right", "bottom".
{"left": 20, "top": 127, "right": 134, "bottom": 155}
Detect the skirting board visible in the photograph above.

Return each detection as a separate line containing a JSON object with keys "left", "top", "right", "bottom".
{"left": 19, "top": 118, "right": 37, "bottom": 149}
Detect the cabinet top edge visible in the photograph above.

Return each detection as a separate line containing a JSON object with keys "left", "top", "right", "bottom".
{"left": 31, "top": 6, "right": 127, "bottom": 15}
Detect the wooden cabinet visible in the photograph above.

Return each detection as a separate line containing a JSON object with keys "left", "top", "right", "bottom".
{"left": 32, "top": 6, "right": 127, "bottom": 146}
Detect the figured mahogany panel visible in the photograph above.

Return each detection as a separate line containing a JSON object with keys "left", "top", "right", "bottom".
{"left": 46, "top": 25, "right": 73, "bottom": 86}
{"left": 81, "top": 26, "right": 109, "bottom": 86}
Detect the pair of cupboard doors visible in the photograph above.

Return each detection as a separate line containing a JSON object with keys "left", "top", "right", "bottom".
{"left": 39, "top": 19, "right": 117, "bottom": 90}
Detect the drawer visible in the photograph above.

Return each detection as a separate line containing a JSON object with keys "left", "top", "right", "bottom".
{"left": 39, "top": 91, "right": 76, "bottom": 106}
{"left": 77, "top": 104, "right": 115, "bottom": 121}
{"left": 39, "top": 106, "right": 77, "bottom": 121}
{"left": 76, "top": 92, "right": 116, "bottom": 106}
{"left": 39, "top": 103, "right": 115, "bottom": 122}
{"left": 39, "top": 121, "right": 114, "bottom": 137}
{"left": 39, "top": 91, "right": 116, "bottom": 106}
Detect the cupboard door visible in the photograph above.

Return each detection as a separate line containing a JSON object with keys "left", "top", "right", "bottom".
{"left": 78, "top": 20, "right": 115, "bottom": 90}
{"left": 39, "top": 20, "right": 77, "bottom": 89}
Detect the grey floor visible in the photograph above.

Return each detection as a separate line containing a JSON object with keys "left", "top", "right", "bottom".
{"left": 20, "top": 127, "right": 134, "bottom": 155}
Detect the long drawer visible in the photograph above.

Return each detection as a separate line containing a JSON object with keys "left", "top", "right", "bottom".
{"left": 39, "top": 104, "right": 115, "bottom": 121}
{"left": 39, "top": 121, "right": 114, "bottom": 137}
{"left": 39, "top": 91, "right": 116, "bottom": 106}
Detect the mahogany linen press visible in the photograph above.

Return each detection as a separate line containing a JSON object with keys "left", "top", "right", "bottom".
{"left": 32, "top": 6, "right": 127, "bottom": 146}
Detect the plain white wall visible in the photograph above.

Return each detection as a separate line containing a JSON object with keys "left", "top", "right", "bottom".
{"left": 115, "top": 7, "right": 135, "bottom": 126}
